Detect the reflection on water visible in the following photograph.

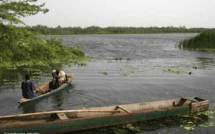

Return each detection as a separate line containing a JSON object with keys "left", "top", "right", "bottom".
{"left": 0, "top": 64, "right": 64, "bottom": 86}
{"left": 51, "top": 92, "right": 65, "bottom": 109}
{"left": 196, "top": 57, "right": 215, "bottom": 70}
{"left": 1, "top": 34, "right": 215, "bottom": 133}
{"left": 20, "top": 102, "right": 37, "bottom": 114}
{"left": 0, "top": 67, "right": 46, "bottom": 86}
{"left": 0, "top": 68, "right": 20, "bottom": 86}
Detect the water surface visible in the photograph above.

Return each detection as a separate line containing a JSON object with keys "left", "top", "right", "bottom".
{"left": 0, "top": 34, "right": 215, "bottom": 133}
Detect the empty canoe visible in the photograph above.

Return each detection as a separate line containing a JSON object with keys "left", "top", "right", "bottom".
{"left": 0, "top": 97, "right": 209, "bottom": 134}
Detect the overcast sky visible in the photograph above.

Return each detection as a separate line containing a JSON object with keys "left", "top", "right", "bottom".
{"left": 23, "top": 0, "right": 215, "bottom": 28}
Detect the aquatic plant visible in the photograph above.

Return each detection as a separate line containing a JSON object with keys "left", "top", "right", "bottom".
{"left": 124, "top": 124, "right": 140, "bottom": 132}
{"left": 69, "top": 110, "right": 214, "bottom": 134}
{"left": 179, "top": 30, "right": 215, "bottom": 51}
{"left": 179, "top": 110, "right": 215, "bottom": 131}
{"left": 162, "top": 67, "right": 191, "bottom": 75}
{"left": 101, "top": 71, "right": 108, "bottom": 76}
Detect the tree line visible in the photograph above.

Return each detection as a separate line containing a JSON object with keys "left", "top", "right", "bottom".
{"left": 28, "top": 25, "right": 213, "bottom": 35}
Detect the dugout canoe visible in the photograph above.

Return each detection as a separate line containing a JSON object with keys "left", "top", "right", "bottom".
{"left": 18, "top": 75, "right": 74, "bottom": 105}
{"left": 0, "top": 97, "right": 209, "bottom": 134}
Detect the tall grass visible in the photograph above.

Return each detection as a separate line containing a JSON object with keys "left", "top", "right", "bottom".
{"left": 179, "top": 30, "right": 215, "bottom": 51}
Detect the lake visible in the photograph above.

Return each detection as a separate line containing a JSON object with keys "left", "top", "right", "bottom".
{"left": 0, "top": 34, "right": 215, "bottom": 133}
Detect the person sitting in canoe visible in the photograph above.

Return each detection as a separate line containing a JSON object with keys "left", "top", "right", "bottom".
{"left": 49, "top": 69, "right": 60, "bottom": 91}
{"left": 58, "top": 70, "right": 67, "bottom": 85}
{"left": 49, "top": 69, "right": 68, "bottom": 91}
{"left": 21, "top": 73, "right": 37, "bottom": 99}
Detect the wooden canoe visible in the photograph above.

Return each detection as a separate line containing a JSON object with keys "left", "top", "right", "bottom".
{"left": 0, "top": 97, "right": 209, "bottom": 134}
{"left": 19, "top": 75, "right": 74, "bottom": 105}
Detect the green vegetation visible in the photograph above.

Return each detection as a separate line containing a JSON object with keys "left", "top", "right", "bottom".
{"left": 0, "top": 0, "right": 86, "bottom": 69}
{"left": 28, "top": 25, "right": 213, "bottom": 35}
{"left": 179, "top": 30, "right": 215, "bottom": 51}
{"left": 101, "top": 71, "right": 108, "bottom": 76}
{"left": 0, "top": 25, "right": 86, "bottom": 68}
{"left": 74, "top": 110, "right": 215, "bottom": 134}
{"left": 162, "top": 67, "right": 192, "bottom": 75}
{"left": 180, "top": 110, "right": 215, "bottom": 131}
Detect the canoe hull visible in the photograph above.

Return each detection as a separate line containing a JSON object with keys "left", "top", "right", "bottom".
{"left": 0, "top": 97, "right": 209, "bottom": 134}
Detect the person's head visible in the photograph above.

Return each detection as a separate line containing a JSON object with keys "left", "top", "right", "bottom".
{"left": 25, "top": 73, "right": 30, "bottom": 80}
{"left": 52, "top": 69, "right": 56, "bottom": 77}
{"left": 56, "top": 69, "right": 60, "bottom": 75}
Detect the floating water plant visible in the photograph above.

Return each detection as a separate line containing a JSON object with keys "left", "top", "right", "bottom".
{"left": 162, "top": 67, "right": 188, "bottom": 74}
{"left": 180, "top": 110, "right": 215, "bottom": 131}
{"left": 125, "top": 124, "right": 140, "bottom": 132}
{"left": 101, "top": 71, "right": 108, "bottom": 76}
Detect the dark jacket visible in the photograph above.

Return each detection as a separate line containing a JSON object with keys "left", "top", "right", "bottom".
{"left": 21, "top": 80, "right": 37, "bottom": 99}
{"left": 49, "top": 77, "right": 60, "bottom": 90}
{"left": 49, "top": 72, "right": 60, "bottom": 90}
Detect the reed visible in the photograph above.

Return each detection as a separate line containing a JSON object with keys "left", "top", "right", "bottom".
{"left": 179, "top": 30, "right": 215, "bottom": 51}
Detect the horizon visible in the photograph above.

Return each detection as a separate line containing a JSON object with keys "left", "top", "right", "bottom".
{"left": 29, "top": 25, "right": 213, "bottom": 29}
{"left": 23, "top": 0, "right": 215, "bottom": 28}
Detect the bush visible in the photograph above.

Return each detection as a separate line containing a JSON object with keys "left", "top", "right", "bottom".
{"left": 180, "top": 30, "right": 215, "bottom": 50}
{"left": 0, "top": 25, "right": 86, "bottom": 68}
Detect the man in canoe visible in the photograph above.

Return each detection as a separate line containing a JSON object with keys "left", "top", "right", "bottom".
{"left": 49, "top": 69, "right": 60, "bottom": 90}
{"left": 49, "top": 69, "right": 67, "bottom": 91}
{"left": 58, "top": 70, "right": 67, "bottom": 85}
{"left": 21, "top": 73, "right": 37, "bottom": 99}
